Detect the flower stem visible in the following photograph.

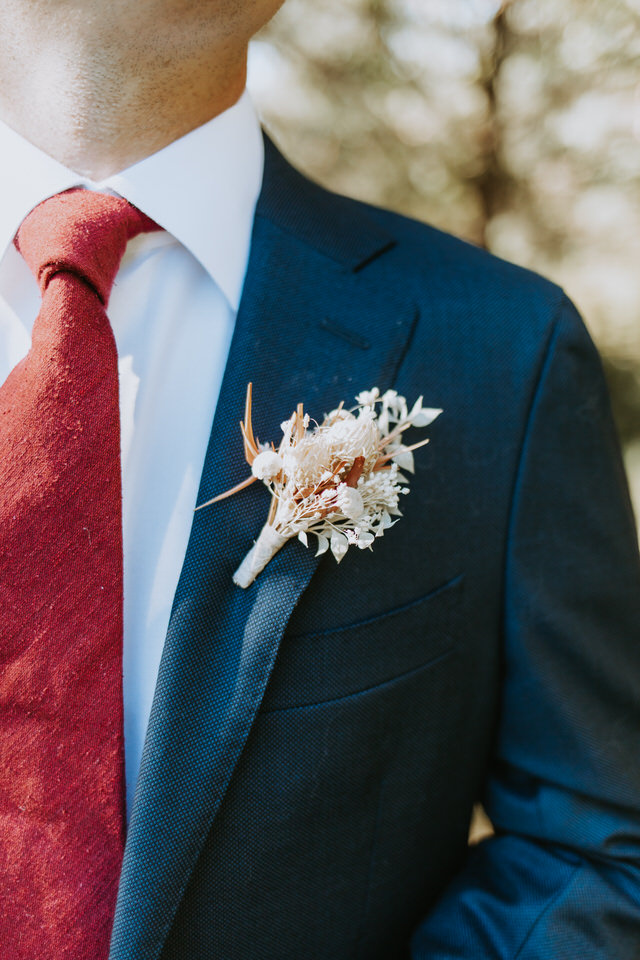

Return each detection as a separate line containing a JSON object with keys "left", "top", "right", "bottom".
{"left": 233, "top": 523, "right": 288, "bottom": 588}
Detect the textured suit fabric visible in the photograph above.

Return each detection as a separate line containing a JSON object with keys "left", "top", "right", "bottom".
{"left": 108, "top": 137, "right": 640, "bottom": 960}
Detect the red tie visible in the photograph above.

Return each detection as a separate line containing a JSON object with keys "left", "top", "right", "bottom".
{"left": 0, "top": 190, "right": 159, "bottom": 959}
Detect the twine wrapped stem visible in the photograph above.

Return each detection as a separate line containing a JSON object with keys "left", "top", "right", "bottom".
{"left": 233, "top": 522, "right": 288, "bottom": 588}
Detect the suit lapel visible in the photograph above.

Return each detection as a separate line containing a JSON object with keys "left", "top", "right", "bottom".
{"left": 109, "top": 137, "right": 416, "bottom": 960}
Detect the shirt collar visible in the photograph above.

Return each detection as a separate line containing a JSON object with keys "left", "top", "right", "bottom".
{"left": 0, "top": 90, "right": 264, "bottom": 311}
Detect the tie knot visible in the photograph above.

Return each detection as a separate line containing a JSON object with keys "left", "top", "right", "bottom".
{"left": 14, "top": 189, "right": 160, "bottom": 305}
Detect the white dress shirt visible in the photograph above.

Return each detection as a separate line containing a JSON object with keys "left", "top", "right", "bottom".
{"left": 0, "top": 91, "right": 264, "bottom": 816}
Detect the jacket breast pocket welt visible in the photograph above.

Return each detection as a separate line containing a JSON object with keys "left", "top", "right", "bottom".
{"left": 261, "top": 573, "right": 465, "bottom": 713}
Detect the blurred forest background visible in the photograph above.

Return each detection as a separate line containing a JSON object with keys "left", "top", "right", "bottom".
{"left": 248, "top": 0, "right": 640, "bottom": 528}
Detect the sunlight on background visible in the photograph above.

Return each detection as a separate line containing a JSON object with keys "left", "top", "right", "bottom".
{"left": 248, "top": 0, "right": 640, "bottom": 527}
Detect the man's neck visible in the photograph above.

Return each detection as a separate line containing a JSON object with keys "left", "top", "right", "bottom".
{"left": 0, "top": 4, "right": 249, "bottom": 180}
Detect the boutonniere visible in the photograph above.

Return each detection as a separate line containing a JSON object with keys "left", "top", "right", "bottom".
{"left": 196, "top": 384, "right": 442, "bottom": 588}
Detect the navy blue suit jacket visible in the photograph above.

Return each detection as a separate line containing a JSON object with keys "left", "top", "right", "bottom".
{"left": 108, "top": 136, "right": 640, "bottom": 959}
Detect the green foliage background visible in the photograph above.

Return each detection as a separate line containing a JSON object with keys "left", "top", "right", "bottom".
{"left": 249, "top": 0, "right": 640, "bottom": 526}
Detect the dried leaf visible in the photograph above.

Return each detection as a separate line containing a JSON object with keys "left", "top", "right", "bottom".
{"left": 392, "top": 447, "right": 415, "bottom": 472}
{"left": 356, "top": 531, "right": 375, "bottom": 549}
{"left": 412, "top": 407, "right": 442, "bottom": 428}
{"left": 315, "top": 534, "right": 330, "bottom": 556}
{"left": 408, "top": 395, "right": 424, "bottom": 420}
{"left": 330, "top": 530, "right": 349, "bottom": 562}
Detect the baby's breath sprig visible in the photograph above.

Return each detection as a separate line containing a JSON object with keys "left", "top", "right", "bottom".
{"left": 196, "top": 384, "right": 442, "bottom": 588}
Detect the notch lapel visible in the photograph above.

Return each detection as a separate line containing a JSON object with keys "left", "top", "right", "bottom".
{"left": 109, "top": 137, "right": 417, "bottom": 960}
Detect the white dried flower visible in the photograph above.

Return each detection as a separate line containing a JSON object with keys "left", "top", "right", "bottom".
{"left": 381, "top": 388, "right": 407, "bottom": 420}
{"left": 251, "top": 450, "right": 283, "bottom": 480}
{"left": 355, "top": 387, "right": 380, "bottom": 406}
{"left": 334, "top": 485, "right": 364, "bottom": 520}
{"left": 326, "top": 407, "right": 351, "bottom": 423}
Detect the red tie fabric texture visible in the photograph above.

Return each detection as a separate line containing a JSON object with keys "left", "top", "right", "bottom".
{"left": 0, "top": 191, "right": 158, "bottom": 958}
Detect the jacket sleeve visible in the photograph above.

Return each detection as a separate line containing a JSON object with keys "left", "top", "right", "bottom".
{"left": 411, "top": 295, "right": 640, "bottom": 959}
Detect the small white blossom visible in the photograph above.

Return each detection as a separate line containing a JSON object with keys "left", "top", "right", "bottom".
{"left": 280, "top": 417, "right": 295, "bottom": 445}
{"left": 355, "top": 387, "right": 380, "bottom": 406}
{"left": 381, "top": 388, "right": 407, "bottom": 421}
{"left": 251, "top": 450, "right": 283, "bottom": 480}
{"left": 335, "top": 485, "right": 364, "bottom": 520}
{"left": 326, "top": 407, "right": 351, "bottom": 423}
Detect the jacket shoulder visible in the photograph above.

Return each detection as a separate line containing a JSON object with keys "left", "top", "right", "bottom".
{"left": 369, "top": 201, "right": 561, "bottom": 308}
{"left": 259, "top": 135, "right": 570, "bottom": 350}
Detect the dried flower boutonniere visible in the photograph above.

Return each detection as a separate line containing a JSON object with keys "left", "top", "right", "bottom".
{"left": 196, "top": 384, "right": 442, "bottom": 588}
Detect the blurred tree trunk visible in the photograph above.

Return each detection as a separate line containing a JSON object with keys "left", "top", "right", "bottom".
{"left": 473, "top": 2, "right": 515, "bottom": 248}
